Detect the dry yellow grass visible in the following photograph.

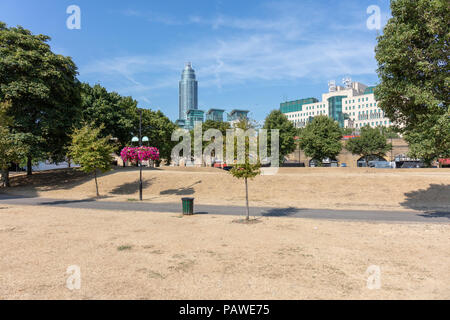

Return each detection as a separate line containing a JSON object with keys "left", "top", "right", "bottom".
{"left": 1, "top": 167, "right": 449, "bottom": 299}
{"left": 4, "top": 167, "right": 450, "bottom": 212}
{"left": 0, "top": 205, "right": 449, "bottom": 300}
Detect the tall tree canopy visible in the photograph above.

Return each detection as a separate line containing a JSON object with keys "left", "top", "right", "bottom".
{"left": 0, "top": 22, "right": 82, "bottom": 173}
{"left": 298, "top": 116, "right": 342, "bottom": 165}
{"left": 263, "top": 110, "right": 297, "bottom": 163}
{"left": 80, "top": 83, "right": 138, "bottom": 150}
{"left": 374, "top": 0, "right": 449, "bottom": 163}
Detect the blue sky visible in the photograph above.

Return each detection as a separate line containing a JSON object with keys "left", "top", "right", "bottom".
{"left": 0, "top": 0, "right": 391, "bottom": 122}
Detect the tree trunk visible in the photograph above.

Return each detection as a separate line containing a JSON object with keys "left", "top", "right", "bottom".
{"left": 67, "top": 156, "right": 71, "bottom": 168}
{"left": 245, "top": 177, "right": 249, "bottom": 221}
{"left": 27, "top": 156, "right": 32, "bottom": 176}
{"left": 94, "top": 170, "right": 100, "bottom": 197}
{"left": 365, "top": 156, "right": 369, "bottom": 168}
{"left": 1, "top": 167, "right": 10, "bottom": 188}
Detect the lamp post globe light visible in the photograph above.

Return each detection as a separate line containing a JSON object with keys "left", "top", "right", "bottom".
{"left": 138, "top": 109, "right": 147, "bottom": 201}
{"left": 129, "top": 108, "right": 153, "bottom": 201}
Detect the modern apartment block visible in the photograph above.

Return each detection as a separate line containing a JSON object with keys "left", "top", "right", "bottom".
{"left": 177, "top": 108, "right": 249, "bottom": 130}
{"left": 226, "top": 109, "right": 250, "bottom": 126}
{"left": 186, "top": 109, "right": 205, "bottom": 130}
{"left": 205, "top": 109, "right": 225, "bottom": 122}
{"left": 281, "top": 78, "right": 393, "bottom": 129}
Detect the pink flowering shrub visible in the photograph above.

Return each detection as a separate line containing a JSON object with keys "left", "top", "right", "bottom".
{"left": 120, "top": 146, "right": 160, "bottom": 163}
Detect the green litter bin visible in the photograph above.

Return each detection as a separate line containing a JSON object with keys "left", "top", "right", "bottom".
{"left": 182, "top": 197, "right": 194, "bottom": 215}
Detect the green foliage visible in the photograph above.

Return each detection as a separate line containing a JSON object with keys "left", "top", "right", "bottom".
{"left": 346, "top": 126, "right": 393, "bottom": 166}
{"left": 229, "top": 161, "right": 261, "bottom": 180}
{"left": 189, "top": 120, "right": 231, "bottom": 159}
{"left": 0, "top": 126, "right": 27, "bottom": 186}
{"left": 404, "top": 109, "right": 450, "bottom": 165}
{"left": 341, "top": 127, "right": 355, "bottom": 136}
{"left": 374, "top": 0, "right": 449, "bottom": 162}
{"left": 0, "top": 101, "right": 13, "bottom": 127}
{"left": 298, "top": 116, "right": 343, "bottom": 165}
{"left": 0, "top": 22, "right": 82, "bottom": 165}
{"left": 139, "top": 109, "right": 177, "bottom": 164}
{"left": 203, "top": 120, "right": 232, "bottom": 136}
{"left": 228, "top": 118, "right": 261, "bottom": 221}
{"left": 263, "top": 110, "right": 297, "bottom": 162}
{"left": 68, "top": 124, "right": 115, "bottom": 175}
{"left": 380, "top": 126, "right": 400, "bottom": 139}
{"left": 80, "top": 83, "right": 138, "bottom": 150}
{"left": 0, "top": 126, "right": 27, "bottom": 169}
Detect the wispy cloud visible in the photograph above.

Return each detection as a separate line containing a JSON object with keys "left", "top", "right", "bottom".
{"left": 81, "top": 1, "right": 380, "bottom": 105}
{"left": 122, "top": 9, "right": 183, "bottom": 25}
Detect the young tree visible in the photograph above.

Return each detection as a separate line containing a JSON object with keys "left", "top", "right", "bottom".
{"left": 228, "top": 119, "right": 261, "bottom": 221}
{"left": 68, "top": 124, "right": 115, "bottom": 197}
{"left": 0, "top": 22, "right": 82, "bottom": 175}
{"left": 346, "top": 126, "right": 393, "bottom": 167}
{"left": 375, "top": 0, "right": 449, "bottom": 163}
{"left": 298, "top": 116, "right": 342, "bottom": 166}
{"left": 263, "top": 110, "right": 297, "bottom": 163}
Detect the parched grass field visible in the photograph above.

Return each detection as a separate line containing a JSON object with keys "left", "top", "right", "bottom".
{"left": 4, "top": 166, "right": 450, "bottom": 212}
{"left": 0, "top": 205, "right": 449, "bottom": 299}
{"left": 0, "top": 167, "right": 449, "bottom": 299}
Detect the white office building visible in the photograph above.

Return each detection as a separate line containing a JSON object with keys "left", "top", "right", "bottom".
{"left": 280, "top": 78, "right": 392, "bottom": 129}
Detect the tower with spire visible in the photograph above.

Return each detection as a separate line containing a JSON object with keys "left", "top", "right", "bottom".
{"left": 178, "top": 62, "right": 198, "bottom": 121}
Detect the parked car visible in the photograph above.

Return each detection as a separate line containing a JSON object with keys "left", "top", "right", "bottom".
{"left": 369, "top": 161, "right": 393, "bottom": 169}
{"left": 400, "top": 161, "right": 425, "bottom": 168}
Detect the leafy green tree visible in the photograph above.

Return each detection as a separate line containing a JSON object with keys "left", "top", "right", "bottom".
{"left": 68, "top": 124, "right": 115, "bottom": 197}
{"left": 380, "top": 126, "right": 400, "bottom": 139}
{"left": 342, "top": 127, "right": 354, "bottom": 136}
{"left": 404, "top": 109, "right": 450, "bottom": 165}
{"left": 346, "top": 126, "right": 393, "bottom": 167}
{"left": 138, "top": 109, "right": 177, "bottom": 165}
{"left": 228, "top": 119, "right": 261, "bottom": 221}
{"left": 188, "top": 120, "right": 231, "bottom": 163}
{"left": 298, "top": 116, "right": 342, "bottom": 166}
{"left": 374, "top": 0, "right": 449, "bottom": 163}
{"left": 0, "top": 126, "right": 27, "bottom": 187}
{"left": 263, "top": 110, "right": 297, "bottom": 163}
{"left": 80, "top": 83, "right": 138, "bottom": 150}
{"left": 0, "top": 22, "right": 82, "bottom": 175}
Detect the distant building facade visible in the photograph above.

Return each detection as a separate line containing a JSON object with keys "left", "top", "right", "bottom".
{"left": 205, "top": 109, "right": 225, "bottom": 122}
{"left": 227, "top": 109, "right": 250, "bottom": 126}
{"left": 281, "top": 78, "right": 392, "bottom": 129}
{"left": 186, "top": 109, "right": 205, "bottom": 130}
{"left": 179, "top": 62, "right": 198, "bottom": 121}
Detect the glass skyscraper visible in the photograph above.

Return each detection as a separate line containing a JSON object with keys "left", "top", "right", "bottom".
{"left": 179, "top": 62, "right": 198, "bottom": 121}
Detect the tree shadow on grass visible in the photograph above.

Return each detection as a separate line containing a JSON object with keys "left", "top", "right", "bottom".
{"left": 110, "top": 178, "right": 155, "bottom": 195}
{"left": 39, "top": 198, "right": 98, "bottom": 205}
{"left": 160, "top": 181, "right": 202, "bottom": 196}
{"left": 4, "top": 167, "right": 122, "bottom": 197}
{"left": 401, "top": 184, "right": 450, "bottom": 219}
{"left": 417, "top": 211, "right": 450, "bottom": 219}
{"left": 261, "top": 207, "right": 299, "bottom": 217}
